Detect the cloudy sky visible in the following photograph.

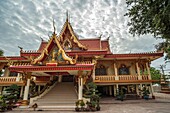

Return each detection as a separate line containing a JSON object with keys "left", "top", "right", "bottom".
{"left": 0, "top": 0, "right": 169, "bottom": 72}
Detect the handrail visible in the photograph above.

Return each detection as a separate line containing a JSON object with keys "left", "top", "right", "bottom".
{"left": 30, "top": 81, "right": 57, "bottom": 104}
{"left": 119, "top": 75, "right": 138, "bottom": 80}
{"left": 141, "top": 75, "right": 149, "bottom": 80}
{"left": 0, "top": 77, "right": 17, "bottom": 82}
{"left": 94, "top": 75, "right": 115, "bottom": 82}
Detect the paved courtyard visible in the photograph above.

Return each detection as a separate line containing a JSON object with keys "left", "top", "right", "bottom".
{"left": 6, "top": 93, "right": 170, "bottom": 113}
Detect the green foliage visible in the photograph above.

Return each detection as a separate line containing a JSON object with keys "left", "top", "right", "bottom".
{"left": 155, "top": 39, "right": 170, "bottom": 60}
{"left": 84, "top": 82, "right": 100, "bottom": 111}
{"left": 0, "top": 49, "right": 3, "bottom": 56}
{"left": 0, "top": 49, "right": 3, "bottom": 76}
{"left": 3, "top": 84, "right": 19, "bottom": 109}
{"left": 142, "top": 86, "right": 150, "bottom": 96}
{"left": 125, "top": 0, "right": 170, "bottom": 39}
{"left": 150, "top": 67, "right": 161, "bottom": 81}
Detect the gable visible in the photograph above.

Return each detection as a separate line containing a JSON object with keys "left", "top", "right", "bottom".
{"left": 31, "top": 33, "right": 77, "bottom": 66}
{"left": 58, "top": 20, "right": 87, "bottom": 51}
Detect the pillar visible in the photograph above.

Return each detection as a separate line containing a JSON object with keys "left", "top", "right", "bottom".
{"left": 109, "top": 86, "right": 112, "bottom": 96}
{"left": 150, "top": 83, "right": 154, "bottom": 96}
{"left": 4, "top": 67, "right": 10, "bottom": 77}
{"left": 136, "top": 84, "right": 139, "bottom": 95}
{"left": 23, "top": 78, "right": 31, "bottom": 101}
{"left": 78, "top": 77, "right": 83, "bottom": 100}
{"left": 114, "top": 62, "right": 119, "bottom": 80}
{"left": 0, "top": 86, "right": 2, "bottom": 95}
{"left": 114, "top": 85, "right": 117, "bottom": 96}
{"left": 136, "top": 62, "right": 142, "bottom": 80}
{"left": 38, "top": 85, "right": 41, "bottom": 93}
{"left": 92, "top": 59, "right": 97, "bottom": 80}
{"left": 20, "top": 86, "right": 24, "bottom": 98}
{"left": 146, "top": 62, "right": 151, "bottom": 80}
{"left": 16, "top": 73, "right": 21, "bottom": 82}
{"left": 116, "top": 84, "right": 119, "bottom": 93}
{"left": 58, "top": 75, "right": 62, "bottom": 82}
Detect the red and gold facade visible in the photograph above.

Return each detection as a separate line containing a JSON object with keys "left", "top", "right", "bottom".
{"left": 0, "top": 17, "right": 163, "bottom": 101}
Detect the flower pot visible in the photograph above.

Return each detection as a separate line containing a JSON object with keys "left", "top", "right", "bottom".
{"left": 143, "top": 95, "right": 149, "bottom": 100}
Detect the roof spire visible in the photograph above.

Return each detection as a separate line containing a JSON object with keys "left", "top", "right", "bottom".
{"left": 66, "top": 10, "right": 69, "bottom": 22}
{"left": 53, "top": 18, "right": 56, "bottom": 34}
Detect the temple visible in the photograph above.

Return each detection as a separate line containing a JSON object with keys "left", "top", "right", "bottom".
{"left": 0, "top": 16, "right": 163, "bottom": 108}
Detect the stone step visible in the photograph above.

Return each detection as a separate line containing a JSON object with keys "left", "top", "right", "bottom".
{"left": 37, "top": 99, "right": 77, "bottom": 103}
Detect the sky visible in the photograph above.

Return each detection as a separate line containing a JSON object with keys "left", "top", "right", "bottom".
{"left": 0, "top": 0, "right": 169, "bottom": 73}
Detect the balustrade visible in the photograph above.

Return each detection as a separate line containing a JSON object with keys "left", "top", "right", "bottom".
{"left": 94, "top": 75, "right": 115, "bottom": 82}
{"left": 0, "top": 77, "right": 17, "bottom": 82}
{"left": 119, "top": 75, "right": 138, "bottom": 80}
{"left": 94, "top": 74, "right": 149, "bottom": 83}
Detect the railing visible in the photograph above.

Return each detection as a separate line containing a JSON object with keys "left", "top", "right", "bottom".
{"left": 141, "top": 75, "right": 149, "bottom": 80}
{"left": 94, "top": 75, "right": 150, "bottom": 83}
{"left": 0, "top": 77, "right": 17, "bottom": 82}
{"left": 94, "top": 75, "right": 115, "bottom": 83}
{"left": 119, "top": 75, "right": 138, "bottom": 80}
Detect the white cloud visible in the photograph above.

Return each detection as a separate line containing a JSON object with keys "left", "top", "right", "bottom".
{"left": 0, "top": 0, "right": 168, "bottom": 70}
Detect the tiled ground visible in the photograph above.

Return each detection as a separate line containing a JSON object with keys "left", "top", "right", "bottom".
{"left": 8, "top": 99, "right": 170, "bottom": 113}
{"left": 7, "top": 93, "right": 170, "bottom": 113}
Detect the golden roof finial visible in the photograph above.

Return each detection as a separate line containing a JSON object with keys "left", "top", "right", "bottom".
{"left": 53, "top": 18, "right": 56, "bottom": 34}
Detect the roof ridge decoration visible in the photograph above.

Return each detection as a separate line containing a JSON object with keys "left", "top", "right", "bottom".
{"left": 31, "top": 30, "right": 78, "bottom": 66}
{"left": 58, "top": 16, "right": 87, "bottom": 50}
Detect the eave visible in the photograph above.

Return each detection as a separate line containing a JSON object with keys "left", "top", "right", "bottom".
{"left": 9, "top": 64, "right": 94, "bottom": 72}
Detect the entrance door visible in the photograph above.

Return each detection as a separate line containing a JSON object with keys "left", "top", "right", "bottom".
{"left": 62, "top": 75, "right": 74, "bottom": 82}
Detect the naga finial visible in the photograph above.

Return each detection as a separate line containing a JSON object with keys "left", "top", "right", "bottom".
{"left": 18, "top": 46, "right": 23, "bottom": 52}
{"left": 40, "top": 37, "right": 44, "bottom": 42}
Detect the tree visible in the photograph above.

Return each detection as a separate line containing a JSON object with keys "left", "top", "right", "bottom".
{"left": 150, "top": 67, "right": 161, "bottom": 81}
{"left": 0, "top": 49, "right": 4, "bottom": 76}
{"left": 125, "top": 0, "right": 170, "bottom": 59}
{"left": 155, "top": 39, "right": 170, "bottom": 60}
{"left": 0, "top": 50, "right": 3, "bottom": 56}
{"left": 125, "top": 0, "right": 170, "bottom": 39}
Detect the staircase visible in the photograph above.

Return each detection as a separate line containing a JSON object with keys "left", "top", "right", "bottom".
{"left": 32, "top": 82, "right": 77, "bottom": 110}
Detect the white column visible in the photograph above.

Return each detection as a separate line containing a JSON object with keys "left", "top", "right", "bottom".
{"left": 146, "top": 62, "right": 151, "bottom": 80}
{"left": 58, "top": 75, "right": 62, "bottom": 82}
{"left": 136, "top": 84, "right": 139, "bottom": 95}
{"left": 114, "top": 85, "right": 116, "bottom": 96}
{"left": 16, "top": 73, "right": 21, "bottom": 82}
{"left": 20, "top": 86, "right": 24, "bottom": 98}
{"left": 78, "top": 77, "right": 83, "bottom": 100}
{"left": 114, "top": 63, "right": 119, "bottom": 80}
{"left": 92, "top": 59, "right": 96, "bottom": 80}
{"left": 136, "top": 62, "right": 142, "bottom": 80}
{"left": 150, "top": 83, "right": 154, "bottom": 96}
{"left": 23, "top": 79, "right": 30, "bottom": 100}
{"left": 109, "top": 86, "right": 112, "bottom": 96}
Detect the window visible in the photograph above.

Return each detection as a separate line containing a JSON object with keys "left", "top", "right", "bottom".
{"left": 118, "top": 64, "right": 130, "bottom": 75}
{"left": 95, "top": 65, "right": 107, "bottom": 75}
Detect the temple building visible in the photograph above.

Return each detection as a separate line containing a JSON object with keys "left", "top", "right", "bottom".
{"left": 0, "top": 16, "right": 163, "bottom": 108}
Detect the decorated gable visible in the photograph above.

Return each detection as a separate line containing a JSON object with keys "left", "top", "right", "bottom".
{"left": 58, "top": 20, "right": 87, "bottom": 51}
{"left": 31, "top": 33, "right": 78, "bottom": 66}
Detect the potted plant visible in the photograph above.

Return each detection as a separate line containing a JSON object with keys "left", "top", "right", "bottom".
{"left": 116, "top": 89, "right": 124, "bottom": 101}
{"left": 79, "top": 100, "right": 85, "bottom": 111}
{"left": 142, "top": 87, "right": 150, "bottom": 100}
{"left": 75, "top": 100, "right": 80, "bottom": 112}
{"left": 86, "top": 101, "right": 91, "bottom": 111}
